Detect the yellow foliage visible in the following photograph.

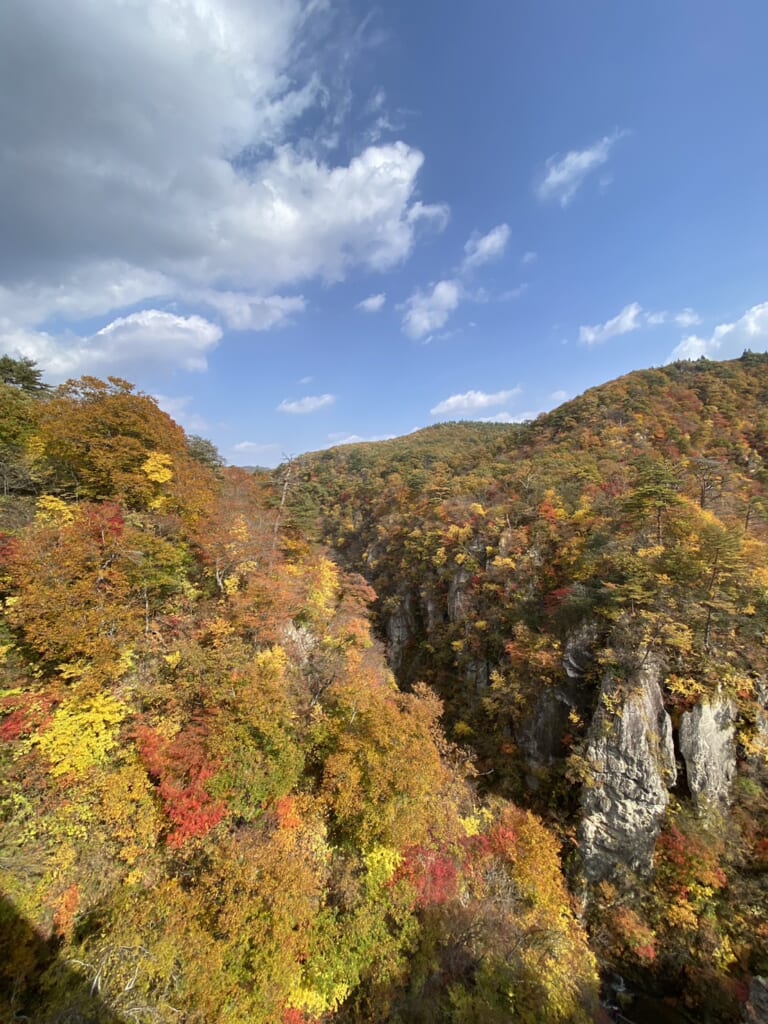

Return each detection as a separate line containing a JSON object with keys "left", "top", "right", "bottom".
{"left": 253, "top": 644, "right": 288, "bottom": 680}
{"left": 288, "top": 981, "right": 351, "bottom": 1017}
{"left": 363, "top": 844, "right": 403, "bottom": 894}
{"left": 223, "top": 574, "right": 240, "bottom": 595}
{"left": 667, "top": 674, "right": 708, "bottom": 702}
{"left": 664, "top": 900, "right": 698, "bottom": 932}
{"left": 491, "top": 556, "right": 516, "bottom": 571}
{"left": 141, "top": 451, "right": 174, "bottom": 484}
{"left": 164, "top": 650, "right": 182, "bottom": 670}
{"left": 34, "top": 495, "right": 74, "bottom": 525}
{"left": 32, "top": 693, "right": 128, "bottom": 777}
{"left": 460, "top": 814, "right": 481, "bottom": 836}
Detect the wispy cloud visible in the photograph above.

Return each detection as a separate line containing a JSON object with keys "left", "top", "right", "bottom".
{"left": 522, "top": 251, "right": 538, "bottom": 265}
{"left": 277, "top": 394, "right": 336, "bottom": 414}
{"left": 537, "top": 130, "right": 625, "bottom": 207}
{"left": 402, "top": 279, "right": 462, "bottom": 340}
{"left": 675, "top": 308, "right": 701, "bottom": 328}
{"left": 461, "top": 223, "right": 510, "bottom": 272}
{"left": 580, "top": 302, "right": 643, "bottom": 345}
{"left": 327, "top": 431, "right": 396, "bottom": 445}
{"left": 430, "top": 387, "right": 521, "bottom": 417}
{"left": 233, "top": 441, "right": 281, "bottom": 454}
{"left": 356, "top": 293, "right": 386, "bottom": 313}
{"left": 154, "top": 394, "right": 210, "bottom": 434}
{"left": 668, "top": 302, "right": 768, "bottom": 362}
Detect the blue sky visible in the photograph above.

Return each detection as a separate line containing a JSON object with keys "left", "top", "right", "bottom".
{"left": 2, "top": 0, "right": 768, "bottom": 465}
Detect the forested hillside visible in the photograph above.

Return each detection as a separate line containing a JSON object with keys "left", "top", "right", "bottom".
{"left": 0, "top": 361, "right": 599, "bottom": 1024}
{"left": 292, "top": 353, "right": 768, "bottom": 1022}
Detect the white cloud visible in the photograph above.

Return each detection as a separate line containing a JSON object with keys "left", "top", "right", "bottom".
{"left": 154, "top": 393, "right": 210, "bottom": 433}
{"left": 479, "top": 410, "right": 537, "bottom": 424}
{"left": 668, "top": 302, "right": 768, "bottom": 362}
{"left": 401, "top": 223, "right": 513, "bottom": 340}
{"left": 675, "top": 308, "right": 701, "bottom": 328}
{"left": 0, "top": 310, "right": 222, "bottom": 381}
{"left": 402, "top": 279, "right": 462, "bottom": 340}
{"left": 0, "top": 0, "right": 446, "bottom": 372}
{"left": 550, "top": 389, "right": 569, "bottom": 402}
{"left": 522, "top": 250, "right": 538, "bottom": 265}
{"left": 646, "top": 311, "right": 667, "bottom": 326}
{"left": 277, "top": 393, "right": 336, "bottom": 414}
{"left": 233, "top": 441, "right": 281, "bottom": 453}
{"left": 430, "top": 387, "right": 521, "bottom": 417}
{"left": 579, "top": 302, "right": 643, "bottom": 346}
{"left": 327, "top": 431, "right": 395, "bottom": 445}
{"left": 498, "top": 283, "right": 528, "bottom": 302}
{"left": 356, "top": 293, "right": 386, "bottom": 313}
{"left": 194, "top": 291, "right": 305, "bottom": 330}
{"left": 537, "top": 131, "right": 625, "bottom": 207}
{"left": 461, "top": 223, "right": 510, "bottom": 271}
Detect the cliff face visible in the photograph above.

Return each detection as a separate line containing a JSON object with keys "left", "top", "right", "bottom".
{"left": 679, "top": 694, "right": 737, "bottom": 811}
{"left": 579, "top": 661, "right": 676, "bottom": 882}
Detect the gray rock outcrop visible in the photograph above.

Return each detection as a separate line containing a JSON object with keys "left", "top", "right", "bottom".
{"left": 679, "top": 693, "right": 737, "bottom": 810}
{"left": 579, "top": 660, "right": 676, "bottom": 882}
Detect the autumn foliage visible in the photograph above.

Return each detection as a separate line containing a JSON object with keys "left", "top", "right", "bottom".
{"left": 0, "top": 368, "right": 599, "bottom": 1023}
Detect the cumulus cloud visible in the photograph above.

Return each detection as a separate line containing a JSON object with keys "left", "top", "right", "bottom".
{"left": 0, "top": 0, "right": 446, "bottom": 374}
{"left": 461, "top": 223, "right": 510, "bottom": 271}
{"left": 401, "top": 223, "right": 517, "bottom": 340}
{"left": 430, "top": 388, "right": 521, "bottom": 417}
{"left": 1, "top": 310, "right": 222, "bottom": 381}
{"left": 668, "top": 302, "right": 768, "bottom": 362}
{"left": 402, "top": 280, "right": 462, "bottom": 340}
{"left": 277, "top": 393, "right": 336, "bottom": 414}
{"left": 579, "top": 302, "right": 643, "bottom": 345}
{"left": 356, "top": 293, "right": 386, "bottom": 313}
{"left": 537, "top": 131, "right": 625, "bottom": 207}
{"left": 479, "top": 410, "right": 537, "bottom": 424}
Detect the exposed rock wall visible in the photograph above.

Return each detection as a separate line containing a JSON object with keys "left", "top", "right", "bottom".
{"left": 579, "top": 661, "right": 676, "bottom": 882}
{"left": 679, "top": 694, "right": 737, "bottom": 810}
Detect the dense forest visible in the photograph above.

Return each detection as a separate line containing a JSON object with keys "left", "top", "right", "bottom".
{"left": 290, "top": 353, "right": 768, "bottom": 1022}
{"left": 1, "top": 354, "right": 767, "bottom": 1022}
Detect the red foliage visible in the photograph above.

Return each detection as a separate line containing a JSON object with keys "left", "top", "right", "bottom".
{"left": 656, "top": 825, "right": 688, "bottom": 867}
{"left": 0, "top": 531, "right": 18, "bottom": 565}
{"left": 0, "top": 692, "right": 59, "bottom": 743}
{"left": 275, "top": 795, "right": 301, "bottom": 830}
{"left": 544, "top": 585, "right": 574, "bottom": 617}
{"left": 395, "top": 846, "right": 458, "bottom": 908}
{"left": 136, "top": 720, "right": 226, "bottom": 847}
{"left": 281, "top": 1009, "right": 309, "bottom": 1024}
{"left": 83, "top": 502, "right": 125, "bottom": 541}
